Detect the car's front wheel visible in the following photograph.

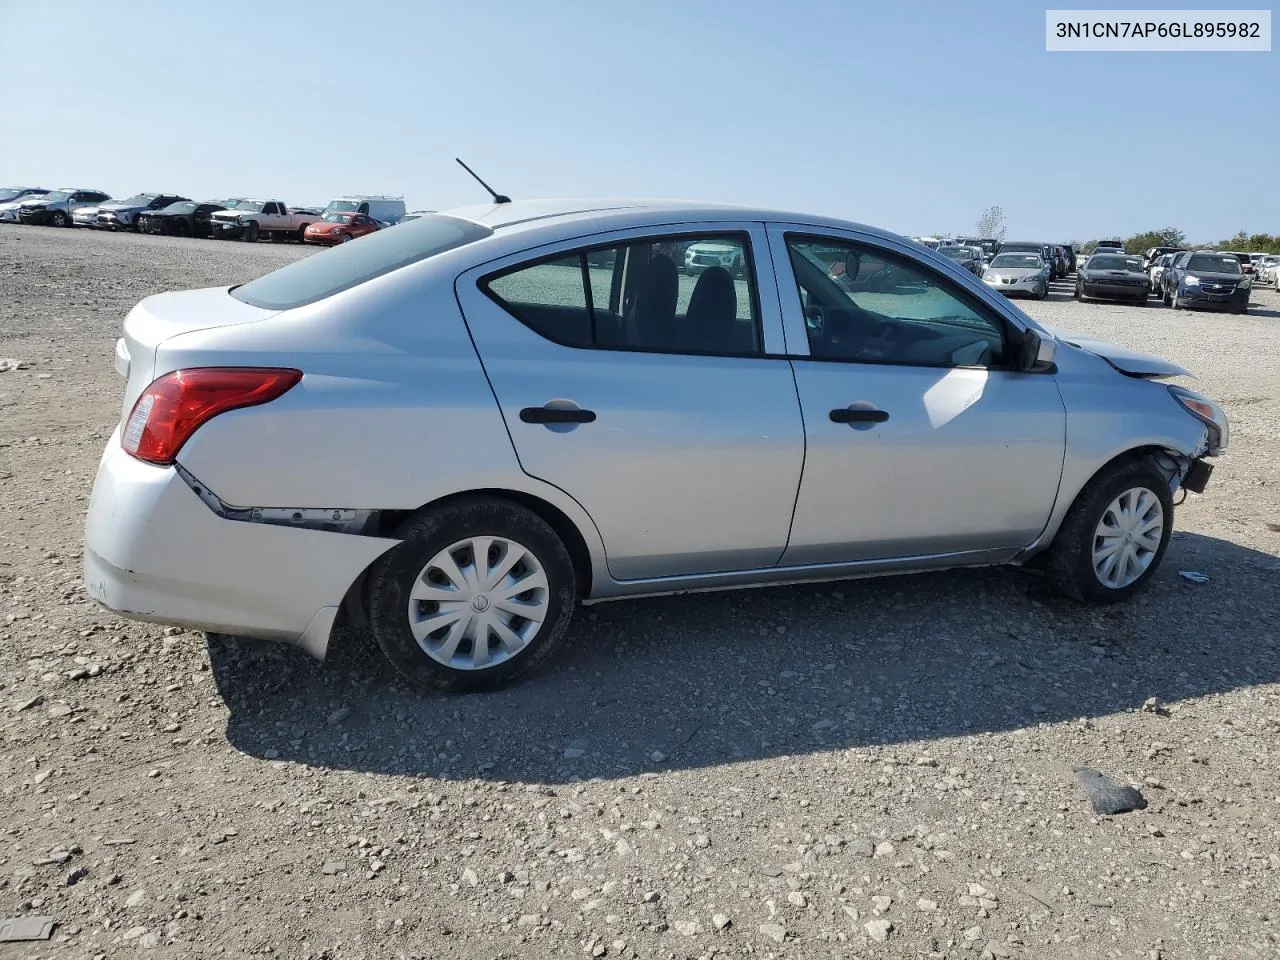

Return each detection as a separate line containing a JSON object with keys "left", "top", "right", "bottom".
{"left": 367, "top": 497, "right": 577, "bottom": 692}
{"left": 49, "top": 210, "right": 69, "bottom": 228}
{"left": 1041, "top": 457, "right": 1174, "bottom": 604}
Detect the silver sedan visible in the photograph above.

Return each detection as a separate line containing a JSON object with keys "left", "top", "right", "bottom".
{"left": 980, "top": 252, "right": 1050, "bottom": 299}
{"left": 83, "top": 199, "right": 1229, "bottom": 692}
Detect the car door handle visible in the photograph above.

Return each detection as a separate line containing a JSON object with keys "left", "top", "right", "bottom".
{"left": 519, "top": 405, "right": 597, "bottom": 424}
{"left": 829, "top": 407, "right": 889, "bottom": 424}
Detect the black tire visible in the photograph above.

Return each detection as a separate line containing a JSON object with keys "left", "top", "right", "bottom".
{"left": 173, "top": 219, "right": 191, "bottom": 238}
{"left": 243, "top": 220, "right": 260, "bottom": 243}
{"left": 1040, "top": 457, "right": 1174, "bottom": 604}
{"left": 49, "top": 210, "right": 69, "bottom": 228}
{"left": 295, "top": 226, "right": 308, "bottom": 243}
{"left": 1035, "top": 282, "right": 1047, "bottom": 300}
{"left": 1074, "top": 282, "right": 1083, "bottom": 301}
{"left": 366, "top": 496, "right": 577, "bottom": 692}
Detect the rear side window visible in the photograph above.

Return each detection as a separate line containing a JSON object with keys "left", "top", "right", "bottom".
{"left": 231, "top": 214, "right": 492, "bottom": 310}
{"left": 481, "top": 233, "right": 761, "bottom": 356}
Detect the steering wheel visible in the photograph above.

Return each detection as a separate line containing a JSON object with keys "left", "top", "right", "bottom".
{"left": 804, "top": 303, "right": 826, "bottom": 341}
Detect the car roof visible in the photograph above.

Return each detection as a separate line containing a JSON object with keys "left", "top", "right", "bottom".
{"left": 436, "top": 197, "right": 897, "bottom": 239}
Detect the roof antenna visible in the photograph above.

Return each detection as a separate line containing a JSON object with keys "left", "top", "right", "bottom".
{"left": 455, "top": 158, "right": 511, "bottom": 204}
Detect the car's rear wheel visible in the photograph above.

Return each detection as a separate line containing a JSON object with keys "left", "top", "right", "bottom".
{"left": 366, "top": 497, "right": 577, "bottom": 692}
{"left": 1041, "top": 457, "right": 1173, "bottom": 604}
{"left": 173, "top": 219, "right": 191, "bottom": 238}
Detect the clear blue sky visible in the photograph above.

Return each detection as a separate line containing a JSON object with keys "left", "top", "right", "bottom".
{"left": 2, "top": 0, "right": 1275, "bottom": 243}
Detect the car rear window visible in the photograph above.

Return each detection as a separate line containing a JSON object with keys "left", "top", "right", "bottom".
{"left": 230, "top": 214, "right": 493, "bottom": 310}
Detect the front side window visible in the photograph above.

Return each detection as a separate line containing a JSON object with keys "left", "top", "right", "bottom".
{"left": 786, "top": 236, "right": 1008, "bottom": 368}
{"left": 482, "top": 233, "right": 761, "bottom": 356}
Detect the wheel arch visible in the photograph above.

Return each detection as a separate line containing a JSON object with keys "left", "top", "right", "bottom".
{"left": 1022, "top": 442, "right": 1188, "bottom": 561}
{"left": 343, "top": 487, "right": 598, "bottom": 628}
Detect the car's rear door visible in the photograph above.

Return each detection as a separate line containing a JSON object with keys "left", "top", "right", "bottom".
{"left": 455, "top": 222, "right": 806, "bottom": 581}
{"left": 767, "top": 224, "right": 1067, "bottom": 565}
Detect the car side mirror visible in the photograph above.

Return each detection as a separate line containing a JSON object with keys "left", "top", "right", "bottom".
{"left": 1018, "top": 328, "right": 1056, "bottom": 372}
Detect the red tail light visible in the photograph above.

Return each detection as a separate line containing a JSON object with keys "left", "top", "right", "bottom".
{"left": 121, "top": 367, "right": 303, "bottom": 465}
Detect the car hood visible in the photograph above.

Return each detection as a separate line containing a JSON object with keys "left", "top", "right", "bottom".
{"left": 18, "top": 198, "right": 55, "bottom": 208}
{"left": 1184, "top": 271, "right": 1245, "bottom": 282}
{"left": 99, "top": 200, "right": 149, "bottom": 213}
{"left": 1043, "top": 325, "right": 1193, "bottom": 379}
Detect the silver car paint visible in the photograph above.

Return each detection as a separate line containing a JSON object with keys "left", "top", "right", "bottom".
{"left": 455, "top": 222, "right": 803, "bottom": 580}
{"left": 762, "top": 223, "right": 1068, "bottom": 563}
{"left": 85, "top": 199, "right": 1222, "bottom": 658}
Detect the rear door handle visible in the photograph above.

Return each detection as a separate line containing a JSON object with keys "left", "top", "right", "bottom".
{"left": 519, "top": 405, "right": 597, "bottom": 424}
{"left": 829, "top": 407, "right": 889, "bottom": 424}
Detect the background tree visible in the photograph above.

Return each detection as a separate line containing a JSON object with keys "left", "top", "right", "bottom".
{"left": 1123, "top": 227, "right": 1188, "bottom": 253}
{"left": 976, "top": 205, "right": 1007, "bottom": 242}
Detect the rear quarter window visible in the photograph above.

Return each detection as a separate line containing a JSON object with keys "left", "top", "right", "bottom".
{"left": 230, "top": 214, "right": 492, "bottom": 310}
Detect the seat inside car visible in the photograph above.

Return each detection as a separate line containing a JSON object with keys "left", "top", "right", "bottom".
{"left": 626, "top": 253, "right": 679, "bottom": 349}
{"left": 683, "top": 266, "right": 738, "bottom": 352}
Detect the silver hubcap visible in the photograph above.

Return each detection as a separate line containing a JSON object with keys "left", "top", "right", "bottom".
{"left": 1092, "top": 487, "right": 1164, "bottom": 589}
{"left": 407, "top": 536, "right": 549, "bottom": 671}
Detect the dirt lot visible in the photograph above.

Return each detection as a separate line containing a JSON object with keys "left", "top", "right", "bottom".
{"left": 1, "top": 227, "right": 1278, "bottom": 960}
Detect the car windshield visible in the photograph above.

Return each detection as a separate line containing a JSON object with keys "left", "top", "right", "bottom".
{"left": 990, "top": 254, "right": 1041, "bottom": 269}
{"left": 326, "top": 200, "right": 361, "bottom": 213}
{"left": 160, "top": 202, "right": 196, "bottom": 214}
{"left": 322, "top": 212, "right": 355, "bottom": 223}
{"left": 231, "top": 213, "right": 493, "bottom": 310}
{"left": 0, "top": 188, "right": 36, "bottom": 202}
{"left": 218, "top": 199, "right": 249, "bottom": 209}
{"left": 235, "top": 201, "right": 266, "bottom": 213}
{"left": 1088, "top": 255, "right": 1136, "bottom": 270}
{"left": 1188, "top": 254, "right": 1243, "bottom": 274}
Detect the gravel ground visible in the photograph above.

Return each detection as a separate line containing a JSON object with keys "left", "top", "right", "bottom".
{"left": 1, "top": 226, "right": 1278, "bottom": 960}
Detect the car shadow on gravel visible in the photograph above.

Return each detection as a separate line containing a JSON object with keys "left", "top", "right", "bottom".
{"left": 209, "top": 531, "right": 1280, "bottom": 785}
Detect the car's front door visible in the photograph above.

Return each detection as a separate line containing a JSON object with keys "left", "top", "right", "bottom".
{"left": 455, "top": 224, "right": 805, "bottom": 581}
{"left": 767, "top": 225, "right": 1068, "bottom": 565}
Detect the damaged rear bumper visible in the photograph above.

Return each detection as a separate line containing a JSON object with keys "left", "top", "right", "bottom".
{"left": 83, "top": 430, "right": 397, "bottom": 659}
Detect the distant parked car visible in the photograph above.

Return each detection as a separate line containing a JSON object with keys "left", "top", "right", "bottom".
{"left": 1148, "top": 252, "right": 1176, "bottom": 292}
{"left": 0, "top": 189, "right": 51, "bottom": 222}
{"left": 1163, "top": 250, "right": 1251, "bottom": 313}
{"left": 17, "top": 188, "right": 112, "bottom": 227}
{"left": 1254, "top": 254, "right": 1279, "bottom": 284}
{"left": 1223, "top": 251, "right": 1255, "bottom": 276}
{"left": 73, "top": 205, "right": 104, "bottom": 228}
{"left": 1076, "top": 253, "right": 1151, "bottom": 305}
{"left": 323, "top": 195, "right": 406, "bottom": 227}
{"left": 138, "top": 201, "right": 232, "bottom": 238}
{"left": 999, "top": 241, "right": 1060, "bottom": 278}
{"left": 97, "top": 193, "right": 191, "bottom": 231}
{"left": 684, "top": 238, "right": 747, "bottom": 277}
{"left": 937, "top": 244, "right": 983, "bottom": 274}
{"left": 1095, "top": 239, "right": 1125, "bottom": 253}
{"left": 0, "top": 186, "right": 49, "bottom": 206}
{"left": 209, "top": 199, "right": 322, "bottom": 242}
{"left": 1059, "top": 244, "right": 1078, "bottom": 273}
{"left": 981, "top": 251, "right": 1050, "bottom": 299}
{"left": 81, "top": 199, "right": 1229, "bottom": 693}
{"left": 1141, "top": 245, "right": 1185, "bottom": 270}
{"left": 302, "top": 211, "right": 382, "bottom": 246}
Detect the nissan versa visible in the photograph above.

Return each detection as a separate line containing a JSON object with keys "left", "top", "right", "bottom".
{"left": 83, "top": 199, "right": 1229, "bottom": 692}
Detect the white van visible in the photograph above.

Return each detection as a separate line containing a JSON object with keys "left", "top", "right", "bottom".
{"left": 323, "top": 195, "right": 406, "bottom": 227}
